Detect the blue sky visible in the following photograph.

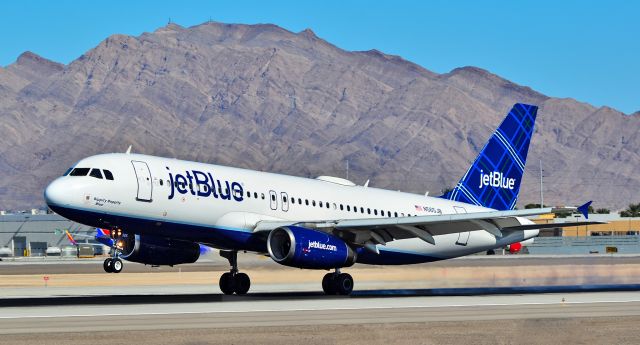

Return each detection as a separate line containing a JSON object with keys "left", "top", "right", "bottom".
{"left": 1, "top": 0, "right": 637, "bottom": 113}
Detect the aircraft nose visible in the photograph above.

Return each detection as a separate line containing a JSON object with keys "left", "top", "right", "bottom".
{"left": 44, "top": 178, "right": 67, "bottom": 206}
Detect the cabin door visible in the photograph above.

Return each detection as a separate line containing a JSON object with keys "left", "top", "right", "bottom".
{"left": 131, "top": 161, "right": 153, "bottom": 202}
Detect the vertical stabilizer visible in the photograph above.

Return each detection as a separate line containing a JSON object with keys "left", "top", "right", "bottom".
{"left": 440, "top": 103, "right": 538, "bottom": 210}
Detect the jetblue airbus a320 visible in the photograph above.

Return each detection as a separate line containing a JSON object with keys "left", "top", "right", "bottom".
{"left": 44, "top": 103, "right": 596, "bottom": 295}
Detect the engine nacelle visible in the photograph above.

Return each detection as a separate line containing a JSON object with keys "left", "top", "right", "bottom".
{"left": 267, "top": 226, "right": 357, "bottom": 269}
{"left": 120, "top": 234, "right": 200, "bottom": 266}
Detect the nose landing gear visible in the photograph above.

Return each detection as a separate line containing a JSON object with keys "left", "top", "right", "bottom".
{"left": 103, "top": 229, "right": 124, "bottom": 273}
{"left": 322, "top": 269, "right": 354, "bottom": 295}
{"left": 103, "top": 257, "right": 123, "bottom": 273}
{"left": 219, "top": 250, "right": 251, "bottom": 295}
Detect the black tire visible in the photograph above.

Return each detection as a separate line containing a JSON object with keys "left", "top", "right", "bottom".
{"left": 219, "top": 272, "right": 235, "bottom": 295}
{"left": 111, "top": 258, "right": 123, "bottom": 273}
{"left": 103, "top": 258, "right": 113, "bottom": 273}
{"left": 234, "top": 273, "right": 251, "bottom": 295}
{"left": 335, "top": 273, "right": 354, "bottom": 295}
{"left": 322, "top": 273, "right": 336, "bottom": 295}
{"left": 486, "top": 249, "right": 496, "bottom": 255}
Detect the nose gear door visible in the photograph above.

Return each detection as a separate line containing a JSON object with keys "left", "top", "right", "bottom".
{"left": 131, "top": 161, "right": 153, "bottom": 202}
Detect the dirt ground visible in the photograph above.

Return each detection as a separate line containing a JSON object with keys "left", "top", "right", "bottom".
{"left": 2, "top": 263, "right": 640, "bottom": 289}
{"left": 1, "top": 317, "right": 638, "bottom": 345}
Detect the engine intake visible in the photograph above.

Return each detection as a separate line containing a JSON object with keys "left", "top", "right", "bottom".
{"left": 120, "top": 234, "right": 200, "bottom": 266}
{"left": 267, "top": 226, "right": 356, "bottom": 269}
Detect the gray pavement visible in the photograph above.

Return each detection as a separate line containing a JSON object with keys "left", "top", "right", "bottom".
{"left": 0, "top": 291, "right": 639, "bottom": 338}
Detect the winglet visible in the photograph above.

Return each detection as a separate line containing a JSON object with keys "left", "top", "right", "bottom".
{"left": 577, "top": 201, "right": 592, "bottom": 220}
{"left": 125, "top": 145, "right": 132, "bottom": 154}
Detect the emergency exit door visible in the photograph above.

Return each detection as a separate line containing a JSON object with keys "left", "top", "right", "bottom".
{"left": 131, "top": 161, "right": 153, "bottom": 202}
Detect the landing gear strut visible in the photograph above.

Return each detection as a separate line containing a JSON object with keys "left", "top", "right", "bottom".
{"left": 322, "top": 269, "right": 354, "bottom": 295}
{"left": 103, "top": 229, "right": 124, "bottom": 274}
{"left": 219, "top": 250, "right": 251, "bottom": 295}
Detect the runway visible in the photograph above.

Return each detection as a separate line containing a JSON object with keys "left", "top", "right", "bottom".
{"left": 2, "top": 256, "right": 640, "bottom": 343}
{"left": 1, "top": 290, "right": 640, "bottom": 344}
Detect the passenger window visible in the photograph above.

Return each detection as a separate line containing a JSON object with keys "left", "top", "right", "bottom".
{"left": 346, "top": 205, "right": 350, "bottom": 211}
{"left": 298, "top": 198, "right": 302, "bottom": 204}
{"left": 254, "top": 192, "right": 258, "bottom": 199}
{"left": 367, "top": 208, "right": 371, "bottom": 214}
{"left": 69, "top": 168, "right": 90, "bottom": 176}
{"left": 103, "top": 170, "right": 114, "bottom": 180}
{"left": 360, "top": 207, "right": 364, "bottom": 213}
{"left": 326, "top": 202, "right": 330, "bottom": 209}
{"left": 271, "top": 194, "right": 276, "bottom": 201}
{"left": 291, "top": 198, "right": 295, "bottom": 204}
{"left": 312, "top": 200, "right": 316, "bottom": 207}
{"left": 393, "top": 212, "right": 396, "bottom": 217}
{"left": 283, "top": 196, "right": 287, "bottom": 203}
{"left": 374, "top": 209, "right": 378, "bottom": 216}
{"left": 340, "top": 204, "right": 344, "bottom": 211}
{"left": 246, "top": 191, "right": 251, "bottom": 198}
{"left": 89, "top": 169, "right": 103, "bottom": 179}
{"left": 305, "top": 199, "right": 309, "bottom": 206}
{"left": 261, "top": 193, "right": 265, "bottom": 200}
{"left": 159, "top": 179, "right": 163, "bottom": 186}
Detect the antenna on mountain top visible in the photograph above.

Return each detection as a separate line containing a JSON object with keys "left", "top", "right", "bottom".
{"left": 125, "top": 145, "right": 132, "bottom": 154}
{"left": 168, "top": 17, "right": 172, "bottom": 24}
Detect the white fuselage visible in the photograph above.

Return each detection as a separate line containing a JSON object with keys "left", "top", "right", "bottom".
{"left": 44, "top": 153, "right": 538, "bottom": 265}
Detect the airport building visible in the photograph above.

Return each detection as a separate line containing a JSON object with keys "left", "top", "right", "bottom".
{"left": 0, "top": 213, "right": 103, "bottom": 258}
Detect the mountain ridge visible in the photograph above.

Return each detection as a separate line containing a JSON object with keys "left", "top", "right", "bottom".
{"left": 0, "top": 21, "right": 637, "bottom": 211}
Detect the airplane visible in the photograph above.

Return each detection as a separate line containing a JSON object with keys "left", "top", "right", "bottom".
{"left": 44, "top": 103, "right": 599, "bottom": 295}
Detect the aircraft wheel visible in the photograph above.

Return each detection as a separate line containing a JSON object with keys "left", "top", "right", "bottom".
{"left": 234, "top": 273, "right": 251, "bottom": 295}
{"left": 103, "top": 258, "right": 113, "bottom": 273}
{"left": 219, "top": 272, "right": 235, "bottom": 295}
{"left": 322, "top": 273, "right": 336, "bottom": 295}
{"left": 111, "top": 258, "right": 123, "bottom": 273}
{"left": 335, "top": 273, "right": 354, "bottom": 295}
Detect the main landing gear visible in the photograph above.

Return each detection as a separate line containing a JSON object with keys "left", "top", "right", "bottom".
{"left": 219, "top": 250, "right": 251, "bottom": 295}
{"left": 322, "top": 269, "right": 354, "bottom": 295}
{"left": 103, "top": 229, "right": 124, "bottom": 273}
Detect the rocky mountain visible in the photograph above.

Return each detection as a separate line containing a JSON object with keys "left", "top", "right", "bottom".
{"left": 0, "top": 22, "right": 638, "bottom": 210}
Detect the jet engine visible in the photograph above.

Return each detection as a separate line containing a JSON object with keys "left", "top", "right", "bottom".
{"left": 267, "top": 226, "right": 357, "bottom": 269}
{"left": 119, "top": 234, "right": 200, "bottom": 266}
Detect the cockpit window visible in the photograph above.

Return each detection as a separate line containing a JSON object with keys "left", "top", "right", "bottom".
{"left": 103, "top": 170, "right": 114, "bottom": 180}
{"left": 89, "top": 169, "right": 103, "bottom": 179}
{"left": 69, "top": 168, "right": 90, "bottom": 176}
{"left": 63, "top": 167, "right": 73, "bottom": 176}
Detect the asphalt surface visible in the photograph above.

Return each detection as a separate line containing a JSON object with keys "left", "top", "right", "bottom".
{"left": 2, "top": 256, "right": 640, "bottom": 344}
{"left": 1, "top": 291, "right": 640, "bottom": 344}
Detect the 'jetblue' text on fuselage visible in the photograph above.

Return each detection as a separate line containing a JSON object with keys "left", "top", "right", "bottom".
{"left": 168, "top": 168, "right": 244, "bottom": 202}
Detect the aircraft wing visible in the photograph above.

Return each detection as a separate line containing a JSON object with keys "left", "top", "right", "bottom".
{"left": 253, "top": 207, "right": 604, "bottom": 247}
